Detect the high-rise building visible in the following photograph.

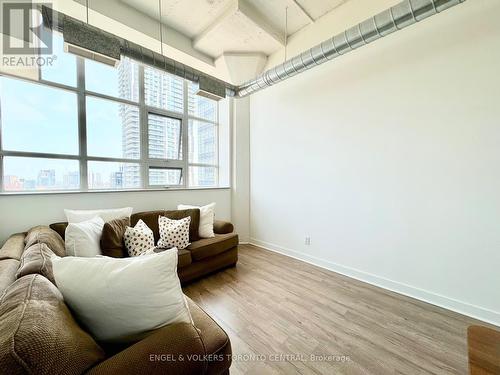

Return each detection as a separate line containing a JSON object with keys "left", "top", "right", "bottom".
{"left": 118, "top": 58, "right": 141, "bottom": 188}
{"left": 22, "top": 179, "right": 36, "bottom": 190}
{"left": 88, "top": 172, "right": 102, "bottom": 188}
{"left": 63, "top": 171, "right": 79, "bottom": 189}
{"left": 37, "top": 169, "right": 56, "bottom": 188}
{"left": 110, "top": 170, "right": 123, "bottom": 188}
{"left": 119, "top": 61, "right": 184, "bottom": 186}
{"left": 118, "top": 59, "right": 215, "bottom": 187}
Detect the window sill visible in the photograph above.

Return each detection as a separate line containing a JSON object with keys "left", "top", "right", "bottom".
{"left": 0, "top": 186, "right": 231, "bottom": 197}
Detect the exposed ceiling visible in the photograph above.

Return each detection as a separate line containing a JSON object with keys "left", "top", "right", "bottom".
{"left": 120, "top": 0, "right": 350, "bottom": 59}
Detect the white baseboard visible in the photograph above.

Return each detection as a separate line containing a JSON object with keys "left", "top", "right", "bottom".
{"left": 249, "top": 238, "right": 500, "bottom": 327}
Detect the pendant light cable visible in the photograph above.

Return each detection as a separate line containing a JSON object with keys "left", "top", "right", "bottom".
{"left": 284, "top": 6, "right": 288, "bottom": 61}
{"left": 159, "top": 0, "right": 164, "bottom": 55}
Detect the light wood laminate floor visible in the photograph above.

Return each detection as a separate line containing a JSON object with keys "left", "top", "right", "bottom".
{"left": 183, "top": 244, "right": 494, "bottom": 375}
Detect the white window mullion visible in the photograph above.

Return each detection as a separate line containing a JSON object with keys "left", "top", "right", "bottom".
{"left": 77, "top": 57, "right": 88, "bottom": 192}
{"left": 182, "top": 79, "right": 189, "bottom": 188}
{"left": 138, "top": 64, "right": 148, "bottom": 189}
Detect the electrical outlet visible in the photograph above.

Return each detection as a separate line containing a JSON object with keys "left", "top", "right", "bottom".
{"left": 305, "top": 236, "right": 311, "bottom": 245}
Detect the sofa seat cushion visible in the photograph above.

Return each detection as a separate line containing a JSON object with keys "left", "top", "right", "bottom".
{"left": 0, "top": 274, "right": 105, "bottom": 375}
{"left": 178, "top": 247, "right": 238, "bottom": 284}
{"left": 187, "top": 297, "right": 232, "bottom": 374}
{"left": 151, "top": 248, "right": 192, "bottom": 269}
{"left": 25, "top": 226, "right": 66, "bottom": 257}
{"left": 177, "top": 249, "right": 192, "bottom": 268}
{"left": 187, "top": 233, "right": 239, "bottom": 261}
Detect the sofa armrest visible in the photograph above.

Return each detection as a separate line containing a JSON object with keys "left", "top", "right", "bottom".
{"left": 86, "top": 323, "right": 206, "bottom": 375}
{"left": 213, "top": 220, "right": 234, "bottom": 235}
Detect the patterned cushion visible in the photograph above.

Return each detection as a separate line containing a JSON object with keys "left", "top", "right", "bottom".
{"left": 124, "top": 220, "right": 155, "bottom": 257}
{"left": 130, "top": 209, "right": 201, "bottom": 243}
{"left": 158, "top": 216, "right": 191, "bottom": 250}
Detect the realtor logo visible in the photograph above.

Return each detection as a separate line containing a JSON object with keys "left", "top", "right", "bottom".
{"left": 2, "top": 1, "right": 52, "bottom": 55}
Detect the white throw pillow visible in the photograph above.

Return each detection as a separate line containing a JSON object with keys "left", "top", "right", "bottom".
{"left": 177, "top": 203, "right": 215, "bottom": 238}
{"left": 52, "top": 248, "right": 192, "bottom": 343}
{"left": 64, "top": 207, "right": 133, "bottom": 223}
{"left": 124, "top": 219, "right": 155, "bottom": 257}
{"left": 65, "top": 216, "right": 105, "bottom": 257}
{"left": 157, "top": 216, "right": 191, "bottom": 250}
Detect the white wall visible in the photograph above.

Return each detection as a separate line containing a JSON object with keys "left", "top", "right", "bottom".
{"left": 223, "top": 54, "right": 268, "bottom": 243}
{"left": 232, "top": 97, "right": 251, "bottom": 242}
{"left": 250, "top": 0, "right": 500, "bottom": 325}
{"left": 0, "top": 189, "right": 231, "bottom": 244}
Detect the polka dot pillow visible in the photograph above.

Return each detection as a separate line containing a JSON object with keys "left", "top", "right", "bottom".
{"left": 124, "top": 219, "right": 155, "bottom": 256}
{"left": 157, "top": 216, "right": 191, "bottom": 250}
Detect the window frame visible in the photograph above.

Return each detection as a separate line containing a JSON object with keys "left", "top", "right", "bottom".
{"left": 0, "top": 56, "right": 222, "bottom": 193}
{"left": 148, "top": 166, "right": 184, "bottom": 187}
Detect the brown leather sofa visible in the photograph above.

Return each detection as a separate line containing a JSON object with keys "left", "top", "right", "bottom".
{"left": 0, "top": 224, "right": 234, "bottom": 374}
{"left": 131, "top": 210, "right": 239, "bottom": 284}
{"left": 49, "top": 209, "right": 239, "bottom": 284}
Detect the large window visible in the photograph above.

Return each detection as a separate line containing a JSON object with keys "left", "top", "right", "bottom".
{"left": 0, "top": 34, "right": 226, "bottom": 193}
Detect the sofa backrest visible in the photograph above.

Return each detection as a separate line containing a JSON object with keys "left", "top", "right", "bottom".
{"left": 0, "top": 259, "right": 19, "bottom": 296}
{"left": 0, "top": 233, "right": 25, "bottom": 261}
{"left": 25, "top": 225, "right": 65, "bottom": 257}
{"left": 49, "top": 222, "right": 68, "bottom": 240}
{"left": 50, "top": 208, "right": 201, "bottom": 248}
{"left": 0, "top": 233, "right": 25, "bottom": 295}
{"left": 0, "top": 226, "right": 63, "bottom": 294}
{"left": 130, "top": 209, "right": 201, "bottom": 243}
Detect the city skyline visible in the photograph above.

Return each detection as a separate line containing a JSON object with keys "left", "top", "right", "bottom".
{"left": 1, "top": 53, "right": 218, "bottom": 191}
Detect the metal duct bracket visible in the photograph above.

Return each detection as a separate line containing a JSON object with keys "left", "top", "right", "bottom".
{"left": 235, "top": 0, "right": 466, "bottom": 97}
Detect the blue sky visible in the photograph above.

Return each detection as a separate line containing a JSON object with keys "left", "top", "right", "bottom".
{"left": 0, "top": 34, "right": 137, "bottom": 183}
{"left": 0, "top": 32, "right": 217, "bottom": 187}
{"left": 0, "top": 77, "right": 130, "bottom": 180}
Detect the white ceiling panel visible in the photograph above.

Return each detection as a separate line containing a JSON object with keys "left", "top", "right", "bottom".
{"left": 116, "top": 0, "right": 354, "bottom": 59}
{"left": 121, "top": 0, "right": 233, "bottom": 38}
{"left": 297, "top": 0, "right": 349, "bottom": 21}
{"left": 194, "top": 7, "right": 284, "bottom": 57}
{"left": 249, "top": 0, "right": 309, "bottom": 36}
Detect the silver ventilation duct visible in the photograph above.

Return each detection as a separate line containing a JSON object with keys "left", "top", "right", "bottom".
{"left": 236, "top": 0, "right": 466, "bottom": 97}
{"left": 39, "top": 0, "right": 466, "bottom": 99}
